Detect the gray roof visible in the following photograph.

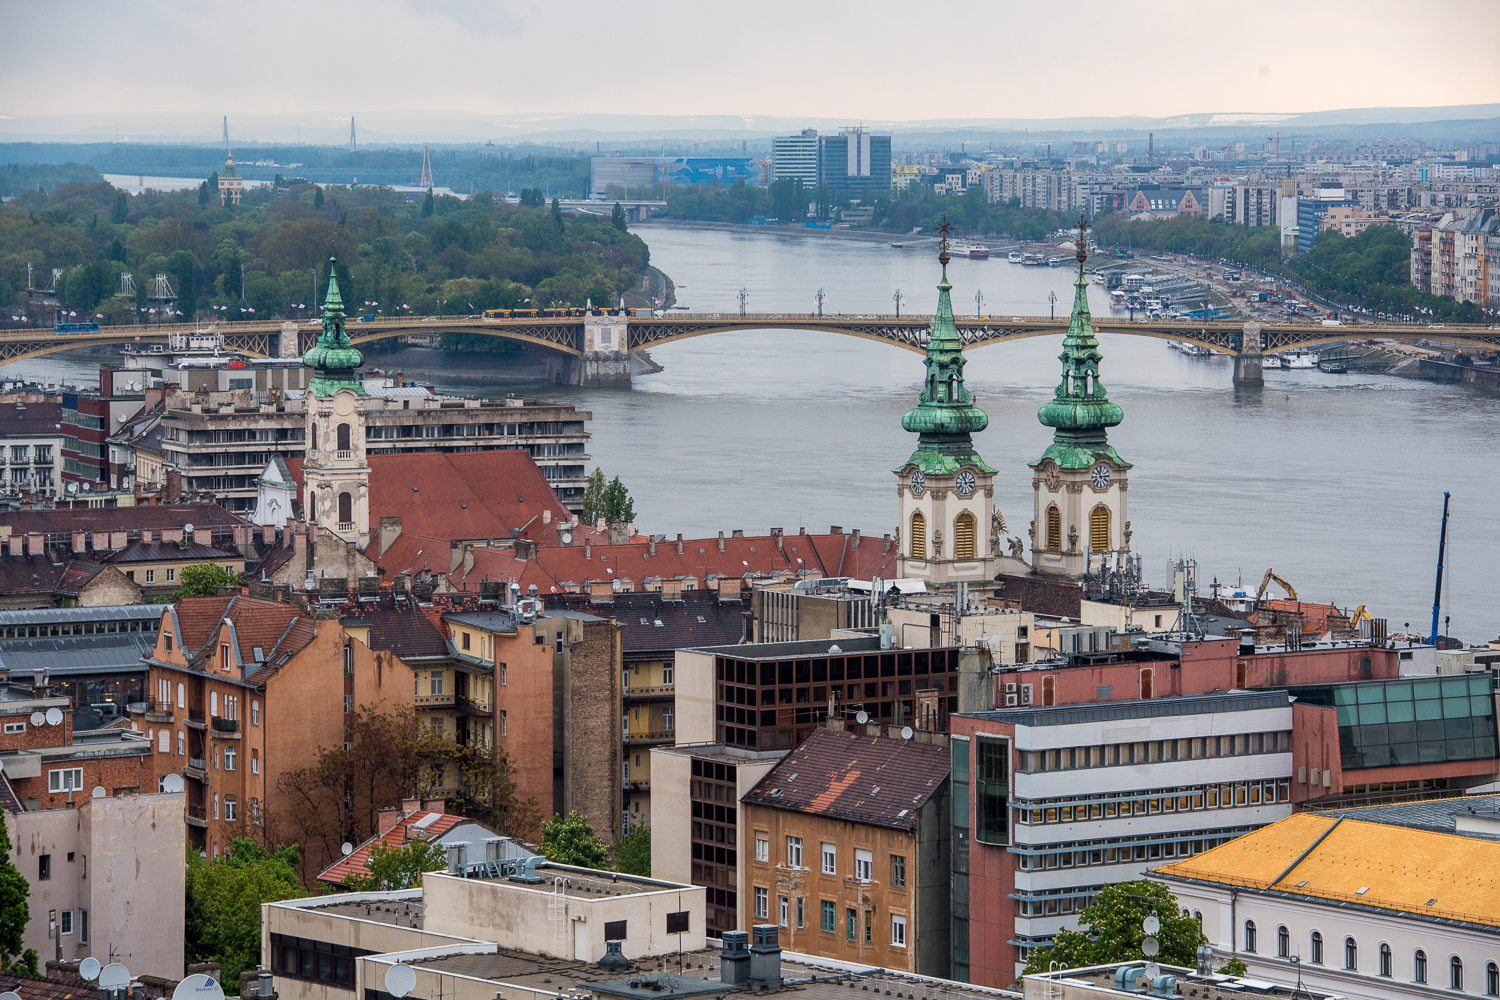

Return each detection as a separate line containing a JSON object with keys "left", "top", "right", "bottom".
{"left": 686, "top": 635, "right": 883, "bottom": 660}
{"left": 0, "top": 605, "right": 161, "bottom": 628}
{"left": 0, "top": 632, "right": 155, "bottom": 677}
{"left": 1318, "top": 792, "right": 1500, "bottom": 841}
{"left": 591, "top": 976, "right": 729, "bottom": 1000}
{"left": 442, "top": 610, "right": 525, "bottom": 632}
{"left": 961, "top": 689, "right": 1292, "bottom": 727}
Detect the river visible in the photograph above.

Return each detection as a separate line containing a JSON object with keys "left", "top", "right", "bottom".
{"left": 8, "top": 225, "right": 1498, "bottom": 642}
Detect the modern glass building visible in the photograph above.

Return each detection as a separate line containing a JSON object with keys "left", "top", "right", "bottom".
{"left": 1288, "top": 674, "right": 1499, "bottom": 770}
{"left": 817, "top": 128, "right": 892, "bottom": 204}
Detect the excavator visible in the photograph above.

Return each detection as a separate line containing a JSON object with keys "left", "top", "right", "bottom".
{"left": 1349, "top": 605, "right": 1372, "bottom": 628}
{"left": 1256, "top": 568, "right": 1298, "bottom": 602}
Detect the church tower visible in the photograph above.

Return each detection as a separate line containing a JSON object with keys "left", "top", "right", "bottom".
{"left": 301, "top": 253, "right": 371, "bottom": 549}
{"left": 895, "top": 226, "right": 1001, "bottom": 584}
{"left": 1030, "top": 219, "right": 1131, "bottom": 577}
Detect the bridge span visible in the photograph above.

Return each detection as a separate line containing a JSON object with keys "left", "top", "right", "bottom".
{"left": 1, "top": 314, "right": 1494, "bottom": 388}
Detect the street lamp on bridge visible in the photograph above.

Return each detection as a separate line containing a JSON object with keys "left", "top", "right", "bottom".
{"left": 738, "top": 288, "right": 748, "bottom": 317}
{"left": 816, "top": 289, "right": 826, "bottom": 317}
{"left": 893, "top": 289, "right": 903, "bottom": 318}
{"left": 975, "top": 289, "right": 985, "bottom": 318}
{"left": 1048, "top": 290, "right": 1058, "bottom": 319}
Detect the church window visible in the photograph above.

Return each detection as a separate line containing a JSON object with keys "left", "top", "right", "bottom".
{"left": 953, "top": 512, "right": 976, "bottom": 560}
{"left": 337, "top": 423, "right": 351, "bottom": 452}
{"left": 1045, "top": 505, "right": 1062, "bottom": 551}
{"left": 311, "top": 423, "right": 318, "bottom": 452}
{"left": 1089, "top": 505, "right": 1110, "bottom": 551}
{"left": 910, "top": 512, "right": 927, "bottom": 560}
{"left": 338, "top": 491, "right": 353, "bottom": 525}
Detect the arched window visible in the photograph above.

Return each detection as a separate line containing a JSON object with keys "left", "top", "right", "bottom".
{"left": 1380, "top": 943, "right": 1393, "bottom": 978}
{"left": 1416, "top": 950, "right": 1428, "bottom": 984}
{"left": 1244, "top": 920, "right": 1257, "bottom": 953}
{"left": 953, "top": 511, "right": 976, "bottom": 560}
{"left": 1277, "top": 925, "right": 1290, "bottom": 958}
{"left": 1345, "top": 937, "right": 1357, "bottom": 971}
{"left": 1452, "top": 956, "right": 1464, "bottom": 991}
{"left": 1089, "top": 504, "right": 1110, "bottom": 551}
{"left": 311, "top": 422, "right": 318, "bottom": 452}
{"left": 1045, "top": 505, "right": 1062, "bottom": 551}
{"left": 1310, "top": 931, "right": 1324, "bottom": 965}
{"left": 337, "top": 422, "right": 351, "bottom": 451}
{"left": 910, "top": 512, "right": 927, "bottom": 560}
{"left": 1484, "top": 960, "right": 1496, "bottom": 995}
{"left": 338, "top": 491, "right": 353, "bottom": 525}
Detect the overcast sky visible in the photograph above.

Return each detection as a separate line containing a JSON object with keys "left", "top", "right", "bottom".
{"left": 5, "top": 0, "right": 1497, "bottom": 124}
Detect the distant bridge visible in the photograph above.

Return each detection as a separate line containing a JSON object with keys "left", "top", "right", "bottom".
{"left": 1, "top": 314, "right": 1496, "bottom": 387}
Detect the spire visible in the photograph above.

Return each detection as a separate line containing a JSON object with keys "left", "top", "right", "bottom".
{"left": 1033, "top": 215, "right": 1127, "bottom": 470}
{"left": 896, "top": 217, "right": 995, "bottom": 476}
{"left": 302, "top": 248, "right": 365, "bottom": 396}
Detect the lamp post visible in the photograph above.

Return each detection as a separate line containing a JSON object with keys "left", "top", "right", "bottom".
{"left": 975, "top": 289, "right": 985, "bottom": 318}
{"left": 815, "top": 289, "right": 826, "bottom": 317}
{"left": 1048, "top": 290, "right": 1058, "bottom": 319}
{"left": 738, "top": 288, "right": 748, "bottom": 317}
{"left": 893, "top": 289, "right": 902, "bottom": 317}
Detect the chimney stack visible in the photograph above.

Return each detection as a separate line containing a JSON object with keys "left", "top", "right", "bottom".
{"left": 675, "top": 533, "right": 684, "bottom": 555}
{"left": 717, "top": 531, "right": 725, "bottom": 551}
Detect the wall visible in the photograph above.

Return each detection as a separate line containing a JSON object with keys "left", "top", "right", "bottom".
{"left": 673, "top": 648, "right": 717, "bottom": 743}
{"left": 561, "top": 616, "right": 622, "bottom": 843}
{"left": 1290, "top": 703, "right": 1342, "bottom": 804}
{"left": 649, "top": 749, "right": 693, "bottom": 884}
{"left": 493, "top": 625, "right": 558, "bottom": 839}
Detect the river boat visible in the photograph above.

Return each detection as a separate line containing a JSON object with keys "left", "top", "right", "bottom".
{"left": 888, "top": 242, "right": 906, "bottom": 248}
{"left": 1110, "top": 289, "right": 1127, "bottom": 308}
{"left": 1263, "top": 356, "right": 1285, "bottom": 370}
{"left": 1009, "top": 251, "right": 1024, "bottom": 263}
{"left": 953, "top": 243, "right": 989, "bottom": 259}
{"left": 1090, "top": 272, "right": 1106, "bottom": 285}
{"left": 1318, "top": 360, "right": 1348, "bottom": 373}
{"left": 1181, "top": 344, "right": 1211, "bottom": 357}
{"left": 1166, "top": 340, "right": 1182, "bottom": 350}
{"left": 1283, "top": 348, "right": 1319, "bottom": 369}
{"left": 1022, "top": 253, "right": 1043, "bottom": 266}
{"left": 1047, "top": 255, "right": 1063, "bottom": 266}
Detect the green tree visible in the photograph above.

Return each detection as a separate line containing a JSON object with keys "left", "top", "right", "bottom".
{"left": 611, "top": 202, "right": 627, "bottom": 232}
{"left": 111, "top": 190, "right": 129, "bottom": 225}
{"left": 313, "top": 185, "right": 325, "bottom": 209}
{"left": 580, "top": 468, "right": 607, "bottom": 525}
{"left": 421, "top": 188, "right": 435, "bottom": 219}
{"left": 198, "top": 180, "right": 211, "bottom": 207}
{"left": 1218, "top": 957, "right": 1249, "bottom": 977}
{"left": 162, "top": 563, "right": 240, "bottom": 601}
{"left": 540, "top": 810, "right": 609, "bottom": 869}
{"left": 603, "top": 475, "right": 636, "bottom": 524}
{"left": 1021, "top": 880, "right": 1206, "bottom": 976}
{"left": 110, "top": 238, "right": 126, "bottom": 263}
{"left": 0, "top": 818, "right": 38, "bottom": 974}
{"left": 343, "top": 839, "right": 449, "bottom": 891}
{"left": 551, "top": 197, "right": 564, "bottom": 229}
{"left": 185, "top": 839, "right": 306, "bottom": 985}
{"left": 519, "top": 187, "right": 545, "bottom": 208}
{"left": 613, "top": 823, "right": 650, "bottom": 877}
{"left": 168, "top": 248, "right": 197, "bottom": 319}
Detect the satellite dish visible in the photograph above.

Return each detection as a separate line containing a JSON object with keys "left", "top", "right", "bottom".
{"left": 91, "top": 786, "right": 106, "bottom": 799}
{"left": 98, "top": 963, "right": 132, "bottom": 990}
{"left": 162, "top": 773, "right": 185, "bottom": 793}
{"left": 183, "top": 523, "right": 195, "bottom": 534}
{"left": 79, "top": 957, "right": 102, "bottom": 981}
{"left": 901, "top": 726, "right": 914, "bottom": 741}
{"left": 1142, "top": 913, "right": 1161, "bottom": 935}
{"left": 172, "top": 973, "right": 226, "bottom": 1000}
{"left": 1, "top": 991, "right": 23, "bottom": 1000}
{"left": 341, "top": 842, "right": 354, "bottom": 856}
{"left": 855, "top": 711, "right": 869, "bottom": 725}
{"left": 385, "top": 963, "right": 417, "bottom": 999}
{"left": 1142, "top": 936, "right": 1160, "bottom": 957}
{"left": 560, "top": 532, "right": 572, "bottom": 545}
{"left": 45, "top": 707, "right": 63, "bottom": 726}
{"left": 29, "top": 712, "right": 44, "bottom": 727}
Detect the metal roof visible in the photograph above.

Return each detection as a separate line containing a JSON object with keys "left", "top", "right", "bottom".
{"left": 0, "top": 633, "right": 155, "bottom": 677}
{"left": 0, "top": 605, "right": 162, "bottom": 627}
{"left": 961, "top": 689, "right": 1292, "bottom": 727}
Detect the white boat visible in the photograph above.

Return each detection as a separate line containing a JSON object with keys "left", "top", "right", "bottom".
{"left": 1008, "top": 251, "right": 1024, "bottom": 263}
{"left": 1282, "top": 348, "right": 1319, "bottom": 369}
{"left": 1022, "top": 253, "right": 1043, "bottom": 266}
{"left": 1166, "top": 340, "right": 1182, "bottom": 350}
{"left": 1089, "top": 272, "right": 1106, "bottom": 285}
{"left": 1047, "top": 255, "right": 1063, "bottom": 266}
{"left": 1110, "top": 289, "right": 1127, "bottom": 308}
{"left": 1263, "top": 356, "right": 1284, "bottom": 370}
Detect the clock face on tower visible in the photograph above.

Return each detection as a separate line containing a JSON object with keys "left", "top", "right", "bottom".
{"left": 1090, "top": 464, "right": 1112, "bottom": 489}
{"left": 910, "top": 471, "right": 925, "bottom": 496}
{"left": 955, "top": 470, "right": 976, "bottom": 496}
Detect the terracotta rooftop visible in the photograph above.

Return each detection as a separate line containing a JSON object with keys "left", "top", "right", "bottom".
{"left": 317, "top": 805, "right": 466, "bottom": 886}
{"left": 0, "top": 503, "right": 244, "bottom": 537}
{"left": 168, "top": 594, "right": 315, "bottom": 675}
{"left": 105, "top": 540, "right": 240, "bottom": 564}
{"left": 741, "top": 729, "right": 951, "bottom": 832}
{"left": 0, "top": 554, "right": 105, "bottom": 599}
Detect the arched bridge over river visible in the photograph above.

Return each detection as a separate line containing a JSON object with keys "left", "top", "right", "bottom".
{"left": 2, "top": 314, "right": 1495, "bottom": 388}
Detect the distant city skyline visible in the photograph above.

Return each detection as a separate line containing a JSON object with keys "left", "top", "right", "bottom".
{"left": 3, "top": 0, "right": 1495, "bottom": 124}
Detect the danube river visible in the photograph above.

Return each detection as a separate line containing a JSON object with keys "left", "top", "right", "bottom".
{"left": 11, "top": 226, "right": 1500, "bottom": 641}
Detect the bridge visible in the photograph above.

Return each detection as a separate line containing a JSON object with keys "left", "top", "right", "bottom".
{"left": 1, "top": 314, "right": 1496, "bottom": 388}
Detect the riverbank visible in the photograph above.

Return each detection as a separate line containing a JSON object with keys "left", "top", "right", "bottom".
{"left": 635, "top": 218, "right": 942, "bottom": 247}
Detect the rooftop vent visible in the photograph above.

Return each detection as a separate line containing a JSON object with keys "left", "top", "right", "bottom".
{"left": 598, "top": 939, "right": 630, "bottom": 973}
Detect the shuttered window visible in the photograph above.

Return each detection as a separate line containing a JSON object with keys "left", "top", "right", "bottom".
{"left": 910, "top": 512, "right": 927, "bottom": 559}
{"left": 1089, "top": 505, "right": 1110, "bottom": 551}
{"left": 1045, "top": 505, "right": 1062, "bottom": 551}
{"left": 953, "top": 512, "right": 976, "bottom": 559}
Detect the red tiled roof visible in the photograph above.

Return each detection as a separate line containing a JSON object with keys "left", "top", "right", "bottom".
{"left": 171, "top": 594, "right": 315, "bottom": 673}
{"left": 105, "top": 540, "right": 239, "bottom": 564}
{"left": 317, "top": 807, "right": 466, "bottom": 886}
{"left": 0, "top": 973, "right": 99, "bottom": 1000}
{"left": 0, "top": 503, "right": 244, "bottom": 536}
{"left": 172, "top": 595, "right": 234, "bottom": 651}
{"left": 741, "top": 729, "right": 951, "bottom": 832}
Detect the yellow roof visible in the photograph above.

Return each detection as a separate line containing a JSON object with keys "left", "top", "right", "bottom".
{"left": 1155, "top": 811, "right": 1500, "bottom": 928}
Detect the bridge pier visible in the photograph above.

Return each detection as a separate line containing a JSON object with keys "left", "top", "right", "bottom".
{"left": 567, "top": 315, "right": 632, "bottom": 388}
{"left": 1233, "top": 322, "right": 1264, "bottom": 388}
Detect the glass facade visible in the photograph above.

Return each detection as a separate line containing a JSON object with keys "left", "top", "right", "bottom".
{"left": 1289, "top": 675, "right": 1498, "bottom": 770}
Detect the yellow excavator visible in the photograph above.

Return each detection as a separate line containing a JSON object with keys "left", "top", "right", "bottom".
{"left": 1349, "top": 605, "right": 1372, "bottom": 628}
{"left": 1256, "top": 568, "right": 1298, "bottom": 602}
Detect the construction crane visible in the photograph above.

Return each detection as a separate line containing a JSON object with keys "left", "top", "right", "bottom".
{"left": 1256, "top": 568, "right": 1298, "bottom": 602}
{"left": 1429, "top": 492, "right": 1451, "bottom": 647}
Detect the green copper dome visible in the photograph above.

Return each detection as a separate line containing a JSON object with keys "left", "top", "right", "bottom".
{"left": 895, "top": 249, "right": 996, "bottom": 477}
{"left": 303, "top": 254, "right": 366, "bottom": 397}
{"left": 1032, "top": 238, "right": 1128, "bottom": 471}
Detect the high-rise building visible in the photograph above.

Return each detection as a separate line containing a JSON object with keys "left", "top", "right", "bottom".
{"left": 770, "top": 129, "right": 820, "bottom": 186}
{"left": 817, "top": 127, "right": 892, "bottom": 204}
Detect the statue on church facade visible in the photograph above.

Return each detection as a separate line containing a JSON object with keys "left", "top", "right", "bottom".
{"left": 1009, "top": 536, "right": 1025, "bottom": 559}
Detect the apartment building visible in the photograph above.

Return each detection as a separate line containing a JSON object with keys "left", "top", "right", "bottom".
{"left": 770, "top": 129, "right": 820, "bottom": 186}
{"left": 0, "top": 398, "right": 65, "bottom": 498}
{"left": 0, "top": 604, "right": 161, "bottom": 711}
{"left": 1424, "top": 208, "right": 1497, "bottom": 303}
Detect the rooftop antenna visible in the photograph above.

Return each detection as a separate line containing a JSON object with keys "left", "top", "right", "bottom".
{"left": 350, "top": 116, "right": 356, "bottom": 152}
{"left": 222, "top": 116, "right": 229, "bottom": 153}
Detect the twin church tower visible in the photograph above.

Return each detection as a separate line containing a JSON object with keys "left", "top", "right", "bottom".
{"left": 895, "top": 221, "right": 1131, "bottom": 583}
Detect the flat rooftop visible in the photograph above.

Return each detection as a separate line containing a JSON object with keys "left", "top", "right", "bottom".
{"left": 450, "top": 865, "right": 677, "bottom": 901}
{"left": 654, "top": 743, "right": 789, "bottom": 767}
{"left": 309, "top": 897, "right": 426, "bottom": 929}
{"left": 686, "top": 637, "right": 885, "bottom": 660}
{"left": 1031, "top": 964, "right": 1343, "bottom": 1000}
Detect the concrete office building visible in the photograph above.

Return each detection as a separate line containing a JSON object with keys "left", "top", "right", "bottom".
{"left": 818, "top": 129, "right": 892, "bottom": 204}
{"left": 771, "top": 130, "right": 820, "bottom": 186}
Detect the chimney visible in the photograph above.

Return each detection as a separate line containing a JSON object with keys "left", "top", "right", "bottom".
{"left": 720, "top": 932, "right": 751, "bottom": 987}
{"left": 675, "top": 533, "right": 684, "bottom": 555}
{"left": 395, "top": 371, "right": 404, "bottom": 388}
{"left": 450, "top": 541, "right": 464, "bottom": 573}
{"left": 584, "top": 541, "right": 592, "bottom": 560}
{"left": 748, "top": 925, "right": 783, "bottom": 992}
{"left": 26, "top": 533, "right": 43, "bottom": 556}
{"left": 110, "top": 530, "right": 127, "bottom": 550}
{"left": 462, "top": 544, "right": 475, "bottom": 576}
{"left": 542, "top": 509, "right": 551, "bottom": 525}
{"left": 883, "top": 532, "right": 892, "bottom": 554}
{"left": 402, "top": 797, "right": 421, "bottom": 813}
{"left": 830, "top": 525, "right": 843, "bottom": 535}
{"left": 377, "top": 808, "right": 401, "bottom": 835}
{"left": 93, "top": 531, "right": 108, "bottom": 551}
{"left": 648, "top": 537, "right": 656, "bottom": 556}
{"left": 142, "top": 529, "right": 154, "bottom": 545}
{"left": 71, "top": 532, "right": 85, "bottom": 554}
{"left": 378, "top": 516, "right": 402, "bottom": 557}
{"left": 422, "top": 799, "right": 445, "bottom": 814}
{"left": 771, "top": 528, "right": 783, "bottom": 549}
{"left": 596, "top": 516, "right": 606, "bottom": 531}
{"left": 7, "top": 536, "right": 20, "bottom": 557}
{"left": 161, "top": 527, "right": 183, "bottom": 545}
{"left": 732, "top": 529, "right": 744, "bottom": 538}
{"left": 293, "top": 528, "right": 307, "bottom": 555}
{"left": 166, "top": 468, "right": 182, "bottom": 502}
{"left": 607, "top": 522, "right": 631, "bottom": 546}
{"left": 851, "top": 529, "right": 861, "bottom": 548}
{"left": 798, "top": 527, "right": 806, "bottom": 535}
{"left": 717, "top": 531, "right": 725, "bottom": 551}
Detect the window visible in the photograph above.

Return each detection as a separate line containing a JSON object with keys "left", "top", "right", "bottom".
{"left": 976, "top": 736, "right": 1010, "bottom": 845}
{"left": 1381, "top": 943, "right": 1393, "bottom": 978}
{"left": 224, "top": 746, "right": 236, "bottom": 771}
{"left": 337, "top": 422, "right": 351, "bottom": 451}
{"left": 145, "top": 569, "right": 155, "bottom": 583}
{"left": 39, "top": 854, "right": 50, "bottom": 880}
{"left": 755, "top": 835, "right": 769, "bottom": 863}
{"left": 251, "top": 700, "right": 259, "bottom": 726}
{"left": 1416, "top": 949, "right": 1428, "bottom": 984}
{"left": 663, "top": 664, "right": 674, "bottom": 685}
{"left": 1045, "top": 504, "right": 1062, "bottom": 550}
{"left": 251, "top": 798, "right": 261, "bottom": 825}
{"left": 251, "top": 750, "right": 259, "bottom": 775}
{"left": 754, "top": 887, "right": 768, "bottom": 919}
{"left": 1089, "top": 504, "right": 1110, "bottom": 551}
{"left": 855, "top": 849, "right": 873, "bottom": 882}
{"left": 910, "top": 511, "right": 927, "bottom": 559}
{"left": 1244, "top": 920, "right": 1256, "bottom": 953}
{"left": 796, "top": 896, "right": 804, "bottom": 929}
{"left": 178, "top": 731, "right": 185, "bottom": 755}
{"left": 338, "top": 492, "right": 353, "bottom": 524}
{"left": 213, "top": 792, "right": 219, "bottom": 820}
{"left": 500, "top": 710, "right": 507, "bottom": 736}
{"left": 462, "top": 632, "right": 471, "bottom": 651}
{"left": 891, "top": 914, "right": 907, "bottom": 948}
{"left": 431, "top": 672, "right": 444, "bottom": 695}
{"left": 158, "top": 730, "right": 169, "bottom": 752}
{"left": 864, "top": 909, "right": 872, "bottom": 942}
{"left": 1310, "top": 931, "right": 1323, "bottom": 965}
{"left": 1452, "top": 956, "right": 1464, "bottom": 991}
{"left": 1345, "top": 937, "right": 1357, "bottom": 971}
{"left": 786, "top": 836, "right": 803, "bottom": 867}
{"left": 1485, "top": 960, "right": 1496, "bottom": 995}
{"left": 891, "top": 855, "right": 907, "bottom": 888}
{"left": 846, "top": 907, "right": 856, "bottom": 941}
{"left": 220, "top": 642, "right": 231, "bottom": 672}
{"left": 80, "top": 908, "right": 88, "bottom": 944}
{"left": 1278, "top": 925, "right": 1290, "bottom": 958}
{"left": 821, "top": 843, "right": 837, "bottom": 875}
{"left": 48, "top": 768, "right": 83, "bottom": 793}
{"left": 663, "top": 708, "right": 674, "bottom": 732}
{"left": 953, "top": 511, "right": 976, "bottom": 560}
{"left": 224, "top": 796, "right": 237, "bottom": 821}
{"left": 821, "top": 900, "right": 835, "bottom": 933}
{"left": 60, "top": 909, "right": 73, "bottom": 935}
{"left": 167, "top": 568, "right": 175, "bottom": 582}
{"left": 3, "top": 721, "right": 24, "bottom": 734}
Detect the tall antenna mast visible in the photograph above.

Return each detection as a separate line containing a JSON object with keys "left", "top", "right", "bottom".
{"left": 350, "top": 116, "right": 356, "bottom": 151}
{"left": 419, "top": 146, "right": 434, "bottom": 188}
{"left": 222, "top": 116, "right": 229, "bottom": 152}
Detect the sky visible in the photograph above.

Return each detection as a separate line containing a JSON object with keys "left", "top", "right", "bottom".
{"left": 3, "top": 0, "right": 1497, "bottom": 127}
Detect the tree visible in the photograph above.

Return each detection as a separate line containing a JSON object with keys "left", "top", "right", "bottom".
{"left": 580, "top": 468, "right": 607, "bottom": 525}
{"left": 198, "top": 180, "right": 211, "bottom": 207}
{"left": 611, "top": 202, "right": 627, "bottom": 232}
{"left": 163, "top": 563, "right": 240, "bottom": 602}
{"left": 613, "top": 823, "right": 650, "bottom": 876}
{"left": 551, "top": 197, "right": 564, "bottom": 229}
{"left": 421, "top": 188, "right": 435, "bottom": 219}
{"left": 519, "top": 187, "right": 545, "bottom": 208}
{"left": 111, "top": 190, "right": 128, "bottom": 225}
{"left": 540, "top": 810, "right": 609, "bottom": 869}
{"left": 344, "top": 839, "right": 449, "bottom": 891}
{"left": 110, "top": 238, "right": 126, "bottom": 263}
{"left": 1218, "top": 957, "right": 1249, "bottom": 977}
{"left": 185, "top": 839, "right": 306, "bottom": 986}
{"left": 313, "top": 185, "right": 325, "bottom": 210}
{"left": 0, "top": 818, "right": 38, "bottom": 974}
{"left": 603, "top": 475, "right": 636, "bottom": 524}
{"left": 168, "top": 248, "right": 197, "bottom": 319}
{"left": 1021, "top": 880, "right": 1206, "bottom": 976}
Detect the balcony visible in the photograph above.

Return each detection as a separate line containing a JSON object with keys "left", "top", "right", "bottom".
{"left": 211, "top": 717, "right": 241, "bottom": 737}
{"left": 623, "top": 779, "right": 651, "bottom": 792}
{"left": 184, "top": 712, "right": 207, "bottom": 730}
{"left": 456, "top": 694, "right": 492, "bottom": 717}
{"left": 625, "top": 730, "right": 674, "bottom": 745}
{"left": 337, "top": 521, "right": 355, "bottom": 532}
{"left": 416, "top": 692, "right": 455, "bottom": 708}
{"left": 186, "top": 804, "right": 207, "bottom": 828}
{"left": 144, "top": 701, "right": 173, "bottom": 724}
{"left": 185, "top": 759, "right": 207, "bottom": 781}
{"left": 336, "top": 449, "right": 354, "bottom": 459}
{"left": 623, "top": 684, "right": 675, "bottom": 701}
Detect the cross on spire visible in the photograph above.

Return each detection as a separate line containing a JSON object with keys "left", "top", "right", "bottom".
{"left": 1075, "top": 214, "right": 1090, "bottom": 268}
{"left": 936, "top": 216, "right": 952, "bottom": 267}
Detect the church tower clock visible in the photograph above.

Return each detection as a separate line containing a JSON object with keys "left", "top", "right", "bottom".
{"left": 1030, "top": 219, "right": 1131, "bottom": 578}
{"left": 301, "top": 252, "right": 372, "bottom": 550}
{"left": 895, "top": 225, "right": 1001, "bottom": 584}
